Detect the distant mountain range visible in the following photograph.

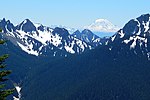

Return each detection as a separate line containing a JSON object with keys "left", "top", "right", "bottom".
{"left": 22, "top": 14, "right": 150, "bottom": 100}
{"left": 0, "top": 14, "right": 150, "bottom": 100}
{"left": 48, "top": 19, "right": 119, "bottom": 37}
{"left": 0, "top": 18, "right": 109, "bottom": 56}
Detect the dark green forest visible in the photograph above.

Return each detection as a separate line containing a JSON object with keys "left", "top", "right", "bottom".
{"left": 21, "top": 44, "right": 150, "bottom": 100}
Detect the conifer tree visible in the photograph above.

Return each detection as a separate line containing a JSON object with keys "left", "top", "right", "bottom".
{"left": 0, "top": 29, "right": 14, "bottom": 100}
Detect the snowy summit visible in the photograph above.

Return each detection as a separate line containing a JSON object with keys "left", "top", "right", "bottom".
{"left": 84, "top": 19, "right": 119, "bottom": 32}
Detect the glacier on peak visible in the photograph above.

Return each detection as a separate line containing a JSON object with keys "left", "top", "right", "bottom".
{"left": 84, "top": 18, "right": 119, "bottom": 33}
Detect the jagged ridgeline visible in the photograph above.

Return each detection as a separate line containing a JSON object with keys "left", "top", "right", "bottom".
{"left": 0, "top": 18, "right": 108, "bottom": 57}
{"left": 21, "top": 14, "right": 150, "bottom": 100}
{"left": 0, "top": 14, "right": 150, "bottom": 100}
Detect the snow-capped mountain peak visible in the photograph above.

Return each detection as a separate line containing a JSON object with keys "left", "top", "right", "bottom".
{"left": 16, "top": 19, "right": 36, "bottom": 32}
{"left": 72, "top": 29, "right": 108, "bottom": 47}
{"left": 122, "top": 14, "right": 150, "bottom": 36}
{"left": 0, "top": 19, "right": 98, "bottom": 56}
{"left": 111, "top": 14, "right": 150, "bottom": 41}
{"left": 52, "top": 27, "right": 69, "bottom": 38}
{"left": 95, "top": 19, "right": 110, "bottom": 23}
{"left": 108, "top": 13, "right": 150, "bottom": 60}
{"left": 84, "top": 18, "right": 119, "bottom": 33}
{"left": 0, "top": 18, "right": 15, "bottom": 33}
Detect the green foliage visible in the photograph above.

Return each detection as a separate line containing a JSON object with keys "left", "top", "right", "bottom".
{"left": 0, "top": 40, "right": 5, "bottom": 45}
{"left": 0, "top": 38, "right": 14, "bottom": 99}
{"left": 0, "top": 89, "right": 14, "bottom": 100}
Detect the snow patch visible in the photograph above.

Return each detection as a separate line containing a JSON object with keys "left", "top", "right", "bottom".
{"left": 134, "top": 19, "right": 141, "bottom": 35}
{"left": 34, "top": 23, "right": 42, "bottom": 28}
{"left": 147, "top": 52, "right": 150, "bottom": 60}
{"left": 50, "top": 34, "right": 62, "bottom": 47}
{"left": 129, "top": 36, "right": 146, "bottom": 49}
{"left": 130, "top": 40, "right": 136, "bottom": 49}
{"left": 17, "top": 42, "right": 39, "bottom": 56}
{"left": 13, "top": 86, "right": 21, "bottom": 100}
{"left": 23, "top": 19, "right": 27, "bottom": 24}
{"left": 124, "top": 39, "right": 130, "bottom": 44}
{"left": 64, "top": 45, "right": 75, "bottom": 54}
{"left": 53, "top": 52, "right": 56, "bottom": 56}
{"left": 64, "top": 40, "right": 75, "bottom": 54}
{"left": 111, "top": 35, "right": 116, "bottom": 42}
{"left": 105, "top": 41, "right": 108, "bottom": 45}
{"left": 143, "top": 21, "right": 150, "bottom": 32}
{"left": 118, "top": 30, "right": 125, "bottom": 38}
{"left": 93, "top": 38, "right": 101, "bottom": 43}
{"left": 74, "top": 38, "right": 87, "bottom": 52}
{"left": 109, "top": 47, "right": 112, "bottom": 51}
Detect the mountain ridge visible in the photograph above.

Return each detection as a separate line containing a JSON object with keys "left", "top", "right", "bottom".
{"left": 22, "top": 13, "right": 150, "bottom": 100}
{"left": 0, "top": 18, "right": 108, "bottom": 56}
{"left": 108, "top": 13, "right": 150, "bottom": 60}
{"left": 1, "top": 14, "right": 150, "bottom": 100}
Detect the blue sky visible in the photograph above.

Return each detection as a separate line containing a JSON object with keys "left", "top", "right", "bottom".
{"left": 0, "top": 0, "right": 149, "bottom": 28}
